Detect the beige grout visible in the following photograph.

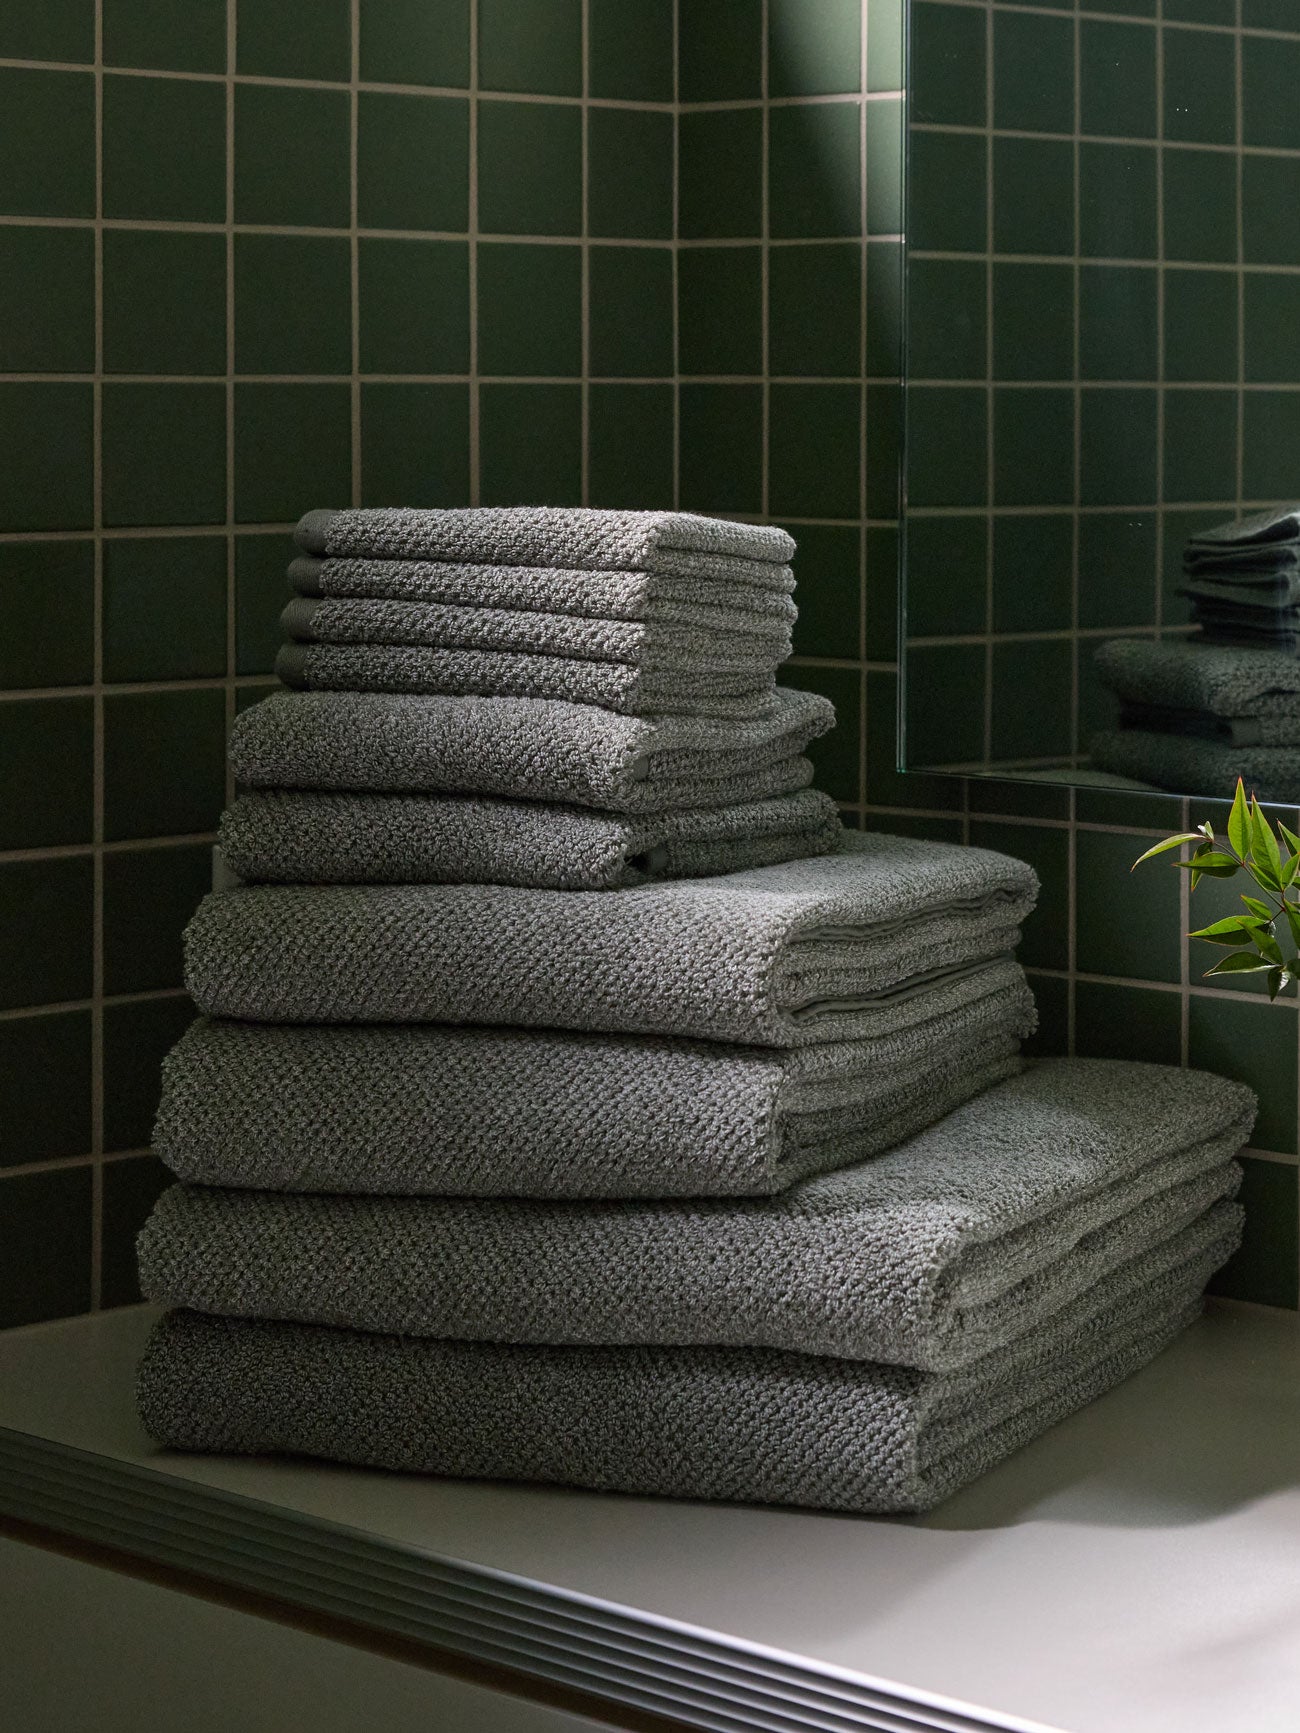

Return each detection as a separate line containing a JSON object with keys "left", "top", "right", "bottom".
{"left": 88, "top": 0, "right": 105, "bottom": 1312}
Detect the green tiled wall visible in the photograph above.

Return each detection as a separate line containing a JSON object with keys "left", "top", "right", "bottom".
{"left": 0, "top": 0, "right": 1294, "bottom": 1327}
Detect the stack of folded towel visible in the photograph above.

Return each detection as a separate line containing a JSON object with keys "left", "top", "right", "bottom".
{"left": 1180, "top": 505, "right": 1300, "bottom": 650}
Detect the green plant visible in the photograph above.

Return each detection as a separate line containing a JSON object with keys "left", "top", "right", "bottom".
{"left": 1133, "top": 778, "right": 1300, "bottom": 1001}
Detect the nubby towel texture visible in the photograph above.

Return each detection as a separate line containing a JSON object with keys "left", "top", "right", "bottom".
{"left": 1095, "top": 638, "right": 1300, "bottom": 720}
{"left": 1091, "top": 729, "right": 1300, "bottom": 805}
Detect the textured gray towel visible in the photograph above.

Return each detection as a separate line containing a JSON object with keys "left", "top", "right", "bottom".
{"left": 295, "top": 506, "right": 796, "bottom": 576}
{"left": 134, "top": 1207, "right": 1240, "bottom": 1514}
{"left": 183, "top": 831, "right": 1040, "bottom": 1044}
{"left": 217, "top": 788, "right": 843, "bottom": 890}
{"left": 281, "top": 596, "right": 792, "bottom": 672}
{"left": 228, "top": 688, "right": 835, "bottom": 814}
{"left": 152, "top": 960, "right": 1035, "bottom": 1198}
{"left": 1185, "top": 504, "right": 1300, "bottom": 572}
{"left": 1091, "top": 729, "right": 1300, "bottom": 804}
{"left": 1118, "top": 703, "right": 1300, "bottom": 748}
{"left": 275, "top": 640, "right": 777, "bottom": 719}
{"left": 1095, "top": 638, "right": 1300, "bottom": 719}
{"left": 138, "top": 1059, "right": 1252, "bottom": 1371}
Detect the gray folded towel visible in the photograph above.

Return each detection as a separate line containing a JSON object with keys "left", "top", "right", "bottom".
{"left": 152, "top": 960, "right": 1035, "bottom": 1198}
{"left": 1118, "top": 702, "right": 1300, "bottom": 748}
{"left": 1091, "top": 728, "right": 1300, "bottom": 803}
{"left": 217, "top": 788, "right": 843, "bottom": 890}
{"left": 228, "top": 689, "right": 835, "bottom": 814}
{"left": 138, "top": 1059, "right": 1252, "bottom": 1370}
{"left": 295, "top": 506, "right": 796, "bottom": 577}
{"left": 183, "top": 831, "right": 1040, "bottom": 1043}
{"left": 1095, "top": 638, "right": 1300, "bottom": 719}
{"left": 134, "top": 1205, "right": 1241, "bottom": 1514}
{"left": 275, "top": 640, "right": 777, "bottom": 719}
{"left": 1185, "top": 504, "right": 1300, "bottom": 577}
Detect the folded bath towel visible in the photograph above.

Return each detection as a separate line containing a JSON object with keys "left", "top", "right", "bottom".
{"left": 295, "top": 507, "right": 796, "bottom": 579}
{"left": 275, "top": 640, "right": 777, "bottom": 719}
{"left": 135, "top": 1205, "right": 1241, "bottom": 1514}
{"left": 1095, "top": 638, "right": 1300, "bottom": 719}
{"left": 139, "top": 1058, "right": 1251, "bottom": 1370}
{"left": 183, "top": 830, "right": 1039, "bottom": 1043}
{"left": 217, "top": 788, "right": 843, "bottom": 890}
{"left": 1118, "top": 702, "right": 1300, "bottom": 748}
{"left": 1184, "top": 505, "right": 1300, "bottom": 577}
{"left": 228, "top": 689, "right": 835, "bottom": 814}
{"left": 1091, "top": 728, "right": 1300, "bottom": 804}
{"left": 152, "top": 959, "right": 1034, "bottom": 1197}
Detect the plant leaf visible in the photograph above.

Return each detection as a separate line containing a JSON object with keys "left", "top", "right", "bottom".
{"left": 1279, "top": 823, "right": 1300, "bottom": 857}
{"left": 1268, "top": 968, "right": 1288, "bottom": 1002}
{"left": 1250, "top": 798, "right": 1284, "bottom": 880}
{"left": 1228, "top": 777, "right": 1251, "bottom": 858}
{"left": 1205, "top": 951, "right": 1274, "bottom": 975}
{"left": 1284, "top": 903, "right": 1300, "bottom": 951}
{"left": 1200, "top": 822, "right": 1215, "bottom": 841}
{"left": 1188, "top": 917, "right": 1265, "bottom": 946}
{"left": 1178, "top": 852, "right": 1241, "bottom": 878}
{"left": 1131, "top": 833, "right": 1203, "bottom": 869}
{"left": 1256, "top": 930, "right": 1286, "bottom": 965}
{"left": 1242, "top": 895, "right": 1276, "bottom": 922}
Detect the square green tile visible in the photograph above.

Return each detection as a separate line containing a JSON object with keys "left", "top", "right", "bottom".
{"left": 588, "top": 108, "right": 673, "bottom": 241}
{"left": 479, "top": 0, "right": 580, "bottom": 95}
{"left": 868, "top": 666, "right": 965, "bottom": 809}
{"left": 1165, "top": 269, "right": 1239, "bottom": 384}
{"left": 908, "top": 256, "right": 984, "bottom": 382}
{"left": 906, "top": 513, "right": 986, "bottom": 638}
{"left": 478, "top": 383, "right": 581, "bottom": 506}
{"left": 678, "top": 0, "right": 762, "bottom": 102}
{"left": 1079, "top": 266, "right": 1159, "bottom": 382}
{"left": 104, "top": 73, "right": 225, "bottom": 222}
{"left": 0, "top": 384, "right": 93, "bottom": 532}
{"left": 969, "top": 820, "right": 1070, "bottom": 971}
{"left": 234, "top": 383, "right": 352, "bottom": 524}
{"left": 994, "top": 10, "right": 1074, "bottom": 135}
{"left": 358, "top": 92, "right": 469, "bottom": 231}
{"left": 679, "top": 110, "right": 762, "bottom": 240}
{"left": 768, "top": 0, "right": 861, "bottom": 98}
{"left": 0, "top": 1167, "right": 91, "bottom": 1328}
{"left": 359, "top": 0, "right": 469, "bottom": 86}
{"left": 103, "top": 843, "right": 212, "bottom": 994}
{"left": 0, "top": 698, "right": 92, "bottom": 849}
{"left": 1243, "top": 393, "right": 1300, "bottom": 505}
{"left": 1080, "top": 388, "right": 1159, "bottom": 507}
{"left": 1073, "top": 981, "right": 1182, "bottom": 1065}
{"left": 0, "top": 1010, "right": 91, "bottom": 1168}
{"left": 991, "top": 263, "right": 1073, "bottom": 383}
{"left": 102, "top": 996, "right": 195, "bottom": 1153}
{"left": 359, "top": 384, "right": 472, "bottom": 508}
{"left": 589, "top": 0, "right": 673, "bottom": 101}
{"left": 866, "top": 0, "right": 904, "bottom": 94}
{"left": 993, "top": 138, "right": 1074, "bottom": 258}
{"left": 235, "top": 233, "right": 351, "bottom": 376}
{"left": 769, "top": 384, "right": 861, "bottom": 520}
{"left": 1188, "top": 995, "right": 1299, "bottom": 1154}
{"left": 103, "top": 687, "right": 227, "bottom": 842}
{"left": 0, "top": 541, "right": 94, "bottom": 690}
{"left": 1165, "top": 148, "right": 1239, "bottom": 264}
{"left": 903, "top": 643, "right": 986, "bottom": 767}
{"left": 865, "top": 381, "right": 902, "bottom": 519}
{"left": 589, "top": 247, "right": 674, "bottom": 377}
{"left": 477, "top": 242, "right": 581, "bottom": 376}
{"left": 771, "top": 244, "right": 862, "bottom": 378}
{"left": 237, "top": 0, "right": 349, "bottom": 80}
{"left": 1077, "top": 513, "right": 1159, "bottom": 629}
{"left": 864, "top": 523, "right": 900, "bottom": 660}
{"left": 1075, "top": 826, "right": 1182, "bottom": 981}
{"left": 909, "top": 1, "right": 984, "bottom": 126}
{"left": 104, "top": 0, "right": 225, "bottom": 71}
{"left": 968, "top": 779, "right": 1071, "bottom": 823}
{"left": 477, "top": 99, "right": 580, "bottom": 236}
{"left": 0, "top": 855, "right": 94, "bottom": 1011}
{"left": 678, "top": 247, "right": 762, "bottom": 376}
{"left": 789, "top": 524, "right": 861, "bottom": 659}
{"left": 1166, "top": 0, "right": 1234, "bottom": 17}
{"left": 235, "top": 84, "right": 350, "bottom": 227}
{"left": 908, "top": 132, "right": 986, "bottom": 254}
{"left": 234, "top": 532, "right": 294, "bottom": 676}
{"left": 910, "top": 385, "right": 987, "bottom": 510}
{"left": 1080, "top": 144, "right": 1157, "bottom": 260}
{"left": 1242, "top": 155, "right": 1300, "bottom": 269}
{"left": 865, "top": 240, "right": 903, "bottom": 378}
{"left": 103, "top": 230, "right": 226, "bottom": 375}
{"left": 0, "top": 2, "right": 94, "bottom": 61}
{"left": 588, "top": 385, "right": 675, "bottom": 511}
{"left": 993, "top": 388, "right": 1073, "bottom": 510}
{"left": 101, "top": 1152, "right": 175, "bottom": 1307}
{"left": 0, "top": 67, "right": 94, "bottom": 218}
{"left": 1080, "top": 18, "right": 1157, "bottom": 139}
{"left": 992, "top": 514, "right": 1073, "bottom": 634}
{"left": 1164, "top": 390, "right": 1238, "bottom": 506}
{"left": 1242, "top": 0, "right": 1296, "bottom": 23}
{"left": 1244, "top": 274, "right": 1300, "bottom": 386}
{"left": 865, "top": 99, "right": 902, "bottom": 238}
{"left": 1211, "top": 1158, "right": 1300, "bottom": 1310}
{"left": 771, "top": 101, "right": 863, "bottom": 240}
{"left": 102, "top": 383, "right": 226, "bottom": 528}
{"left": 678, "top": 384, "right": 763, "bottom": 516}
{"left": 103, "top": 535, "right": 227, "bottom": 682}
{"left": 800, "top": 663, "right": 862, "bottom": 804}
{"left": 0, "top": 227, "right": 93, "bottom": 372}
{"left": 991, "top": 640, "right": 1072, "bottom": 761}
{"left": 1164, "top": 25, "right": 1237, "bottom": 146}
{"left": 1022, "top": 973, "right": 1069, "bottom": 1059}
{"left": 358, "top": 238, "right": 469, "bottom": 374}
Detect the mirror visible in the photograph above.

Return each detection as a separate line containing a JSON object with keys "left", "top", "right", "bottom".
{"left": 901, "top": 0, "right": 1300, "bottom": 805}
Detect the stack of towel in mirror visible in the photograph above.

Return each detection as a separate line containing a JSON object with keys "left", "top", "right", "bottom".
{"left": 134, "top": 507, "right": 1255, "bottom": 1515}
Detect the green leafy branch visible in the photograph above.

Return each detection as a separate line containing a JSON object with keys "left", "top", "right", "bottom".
{"left": 1133, "top": 777, "right": 1300, "bottom": 1002}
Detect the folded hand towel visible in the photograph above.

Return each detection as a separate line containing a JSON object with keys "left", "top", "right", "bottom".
{"left": 1095, "top": 638, "right": 1300, "bottom": 719}
{"left": 1181, "top": 571, "right": 1300, "bottom": 606}
{"left": 1118, "top": 702, "right": 1300, "bottom": 748}
{"left": 183, "top": 830, "right": 1040, "bottom": 1043}
{"left": 139, "top": 1058, "right": 1251, "bottom": 1370}
{"left": 275, "top": 641, "right": 777, "bottom": 719}
{"left": 152, "top": 960, "right": 1035, "bottom": 1197}
{"left": 1090, "top": 727, "right": 1300, "bottom": 803}
{"left": 135, "top": 1205, "right": 1241, "bottom": 1514}
{"left": 295, "top": 506, "right": 796, "bottom": 578}
{"left": 217, "top": 788, "right": 842, "bottom": 890}
{"left": 1185, "top": 505, "right": 1300, "bottom": 573}
{"left": 228, "top": 688, "right": 835, "bottom": 814}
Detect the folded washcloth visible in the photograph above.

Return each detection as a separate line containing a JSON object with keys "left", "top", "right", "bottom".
{"left": 1091, "top": 728, "right": 1300, "bottom": 804}
{"left": 228, "top": 689, "right": 835, "bottom": 814}
{"left": 217, "top": 788, "right": 843, "bottom": 890}
{"left": 151, "top": 960, "right": 1035, "bottom": 1198}
{"left": 1119, "top": 703, "right": 1300, "bottom": 747}
{"left": 135, "top": 1205, "right": 1242, "bottom": 1514}
{"left": 139, "top": 1058, "right": 1251, "bottom": 1370}
{"left": 1184, "top": 505, "right": 1300, "bottom": 578}
{"left": 1181, "top": 571, "right": 1300, "bottom": 607}
{"left": 275, "top": 640, "right": 777, "bottom": 719}
{"left": 295, "top": 506, "right": 796, "bottom": 578}
{"left": 183, "top": 830, "right": 1039, "bottom": 1043}
{"left": 281, "top": 595, "right": 792, "bottom": 673}
{"left": 1095, "top": 638, "right": 1300, "bottom": 719}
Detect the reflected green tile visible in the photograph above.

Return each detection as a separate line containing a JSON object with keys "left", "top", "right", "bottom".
{"left": 994, "top": 9, "right": 1074, "bottom": 135}
{"left": 0, "top": 2, "right": 94, "bottom": 61}
{"left": 357, "top": 239, "right": 470, "bottom": 373}
{"left": 789, "top": 524, "right": 861, "bottom": 660}
{"left": 102, "top": 997, "right": 195, "bottom": 1154}
{"left": 0, "top": 227, "right": 93, "bottom": 372}
{"left": 678, "top": 248, "right": 762, "bottom": 376}
{"left": 769, "top": 384, "right": 861, "bottom": 520}
{"left": 1243, "top": 0, "right": 1297, "bottom": 23}
{"left": 1079, "top": 266, "right": 1158, "bottom": 381}
{"left": 588, "top": 385, "right": 675, "bottom": 511}
{"left": 359, "top": 91, "right": 468, "bottom": 231}
{"left": 0, "top": 384, "right": 93, "bottom": 532}
{"left": 359, "top": 0, "right": 469, "bottom": 86}
{"left": 867, "top": 667, "right": 965, "bottom": 810}
{"left": 1080, "top": 143, "right": 1157, "bottom": 259}
{"left": 103, "top": 844, "right": 212, "bottom": 995}
{"left": 0, "top": 542, "right": 94, "bottom": 690}
{"left": 103, "top": 230, "right": 226, "bottom": 375}
{"left": 992, "top": 263, "right": 1073, "bottom": 383}
{"left": 678, "top": 385, "right": 763, "bottom": 516}
{"left": 103, "top": 536, "right": 226, "bottom": 683}
{"left": 0, "top": 68, "right": 95, "bottom": 218}
{"left": 1165, "top": 148, "right": 1238, "bottom": 264}
{"left": 1164, "top": 390, "right": 1239, "bottom": 507}
{"left": 1166, "top": 0, "right": 1234, "bottom": 18}
{"left": 992, "top": 515, "right": 1072, "bottom": 634}
{"left": 235, "top": 84, "right": 349, "bottom": 227}
{"left": 1243, "top": 37, "right": 1300, "bottom": 152}
{"left": 906, "top": 513, "right": 986, "bottom": 638}
{"left": 477, "top": 242, "right": 581, "bottom": 375}
{"left": 1242, "top": 156, "right": 1300, "bottom": 268}
{"left": 1165, "top": 269, "right": 1239, "bottom": 383}
{"left": 1080, "top": 388, "right": 1158, "bottom": 507}
{"left": 771, "top": 102, "right": 863, "bottom": 240}
{"left": 0, "top": 856, "right": 94, "bottom": 1012}
{"left": 589, "top": 247, "right": 674, "bottom": 378}
{"left": 359, "top": 385, "right": 471, "bottom": 508}
{"left": 102, "top": 383, "right": 226, "bottom": 528}
{"left": 910, "top": 386, "right": 987, "bottom": 510}
{"left": 908, "top": 132, "right": 986, "bottom": 254}
{"left": 103, "top": 688, "right": 227, "bottom": 843}
{"left": 991, "top": 640, "right": 1072, "bottom": 762}
{"left": 866, "top": 0, "right": 904, "bottom": 93}
{"left": 1080, "top": 19, "right": 1157, "bottom": 139}
{"left": 235, "top": 233, "right": 351, "bottom": 375}
{"left": 1074, "top": 981, "right": 1182, "bottom": 1065}
{"left": 679, "top": 110, "right": 762, "bottom": 240}
{"left": 865, "top": 99, "right": 902, "bottom": 238}
{"left": 1211, "top": 1158, "right": 1300, "bottom": 1310}
{"left": 1075, "top": 827, "right": 1182, "bottom": 981}
{"left": 969, "top": 820, "right": 1069, "bottom": 970}
{"left": 0, "top": 1167, "right": 91, "bottom": 1329}
{"left": 1243, "top": 393, "right": 1300, "bottom": 505}
{"left": 235, "top": 532, "right": 293, "bottom": 676}
{"left": 994, "top": 388, "right": 1074, "bottom": 510}
{"left": 0, "top": 1010, "right": 91, "bottom": 1169}
{"left": 101, "top": 1153, "right": 175, "bottom": 1308}
{"left": 903, "top": 643, "right": 986, "bottom": 767}
{"left": 993, "top": 138, "right": 1073, "bottom": 258}
{"left": 589, "top": 0, "right": 673, "bottom": 101}
{"left": 909, "top": 1, "right": 984, "bottom": 125}
{"left": 1078, "top": 514, "right": 1159, "bottom": 629}
{"left": 866, "top": 240, "right": 902, "bottom": 380}
{"left": 234, "top": 383, "right": 352, "bottom": 524}
{"left": 478, "top": 99, "right": 580, "bottom": 235}
{"left": 588, "top": 109, "right": 673, "bottom": 240}
{"left": 797, "top": 663, "right": 861, "bottom": 803}
{"left": 1189, "top": 995, "right": 1298, "bottom": 1154}
{"left": 0, "top": 698, "right": 93, "bottom": 849}
{"left": 479, "top": 0, "right": 580, "bottom": 95}
{"left": 105, "top": 0, "right": 225, "bottom": 71}
{"left": 1162, "top": 507, "right": 1235, "bottom": 620}
{"left": 768, "top": 0, "right": 861, "bottom": 97}
{"left": 1164, "top": 25, "right": 1236, "bottom": 146}
{"left": 678, "top": 0, "right": 762, "bottom": 102}
{"left": 1244, "top": 275, "right": 1300, "bottom": 385}
{"left": 479, "top": 383, "right": 581, "bottom": 506}
{"left": 238, "top": 0, "right": 348, "bottom": 79}
{"left": 104, "top": 73, "right": 225, "bottom": 222}
{"left": 865, "top": 381, "right": 902, "bottom": 519}
{"left": 863, "top": 524, "right": 900, "bottom": 661}
{"left": 908, "top": 257, "right": 984, "bottom": 381}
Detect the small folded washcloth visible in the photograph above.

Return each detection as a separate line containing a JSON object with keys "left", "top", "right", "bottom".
{"left": 295, "top": 506, "right": 795, "bottom": 577}
{"left": 1184, "top": 505, "right": 1300, "bottom": 577}
{"left": 151, "top": 959, "right": 1035, "bottom": 1197}
{"left": 1091, "top": 729, "right": 1300, "bottom": 805}
{"left": 135, "top": 1204, "right": 1241, "bottom": 1514}
{"left": 183, "top": 830, "right": 1040, "bottom": 1044}
{"left": 1118, "top": 703, "right": 1300, "bottom": 748}
{"left": 1182, "top": 571, "right": 1300, "bottom": 607}
{"left": 228, "top": 689, "right": 835, "bottom": 814}
{"left": 217, "top": 788, "right": 843, "bottom": 890}
{"left": 138, "top": 1058, "right": 1252, "bottom": 1370}
{"left": 1095, "top": 638, "right": 1300, "bottom": 719}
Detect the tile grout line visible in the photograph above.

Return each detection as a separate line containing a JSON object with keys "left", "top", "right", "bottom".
{"left": 981, "top": 0, "right": 994, "bottom": 764}
{"left": 579, "top": 0, "right": 591, "bottom": 508}
{"left": 223, "top": 2, "right": 237, "bottom": 815}
{"left": 467, "top": 0, "right": 480, "bottom": 504}
{"left": 858, "top": 0, "right": 869, "bottom": 817}
{"left": 1068, "top": 3, "right": 1081, "bottom": 761}
{"left": 671, "top": 0, "right": 681, "bottom": 512}
{"left": 759, "top": 0, "right": 771, "bottom": 529}
{"left": 349, "top": 0, "right": 361, "bottom": 507}
{"left": 88, "top": 0, "right": 106, "bottom": 1311}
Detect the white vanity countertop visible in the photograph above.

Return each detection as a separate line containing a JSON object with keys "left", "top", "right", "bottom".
{"left": 1, "top": 1300, "right": 1298, "bottom": 1733}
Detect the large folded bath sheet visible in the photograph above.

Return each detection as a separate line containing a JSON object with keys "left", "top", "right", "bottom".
{"left": 152, "top": 959, "right": 1035, "bottom": 1197}
{"left": 1095, "top": 639, "right": 1300, "bottom": 719}
{"left": 1092, "top": 729, "right": 1300, "bottom": 806}
{"left": 135, "top": 1207, "right": 1241, "bottom": 1514}
{"left": 183, "top": 831, "right": 1040, "bottom": 1043}
{"left": 139, "top": 1059, "right": 1253, "bottom": 1368}
{"left": 229, "top": 688, "right": 835, "bottom": 813}
{"left": 218, "top": 788, "right": 843, "bottom": 890}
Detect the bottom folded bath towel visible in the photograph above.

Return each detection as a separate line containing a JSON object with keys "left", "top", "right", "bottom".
{"left": 1091, "top": 728, "right": 1300, "bottom": 805}
{"left": 135, "top": 1204, "right": 1240, "bottom": 1514}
